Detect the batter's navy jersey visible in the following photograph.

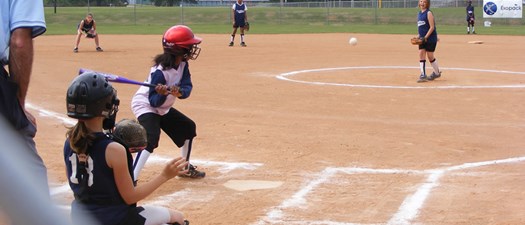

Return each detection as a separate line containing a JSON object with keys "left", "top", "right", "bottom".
{"left": 64, "top": 132, "right": 133, "bottom": 225}
{"left": 417, "top": 9, "right": 438, "bottom": 43}
{"left": 232, "top": 3, "right": 247, "bottom": 27}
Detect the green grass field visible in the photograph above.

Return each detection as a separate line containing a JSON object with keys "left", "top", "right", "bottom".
{"left": 44, "top": 6, "right": 525, "bottom": 35}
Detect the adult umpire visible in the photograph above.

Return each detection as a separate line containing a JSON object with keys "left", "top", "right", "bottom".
{"left": 1, "top": 0, "right": 48, "bottom": 192}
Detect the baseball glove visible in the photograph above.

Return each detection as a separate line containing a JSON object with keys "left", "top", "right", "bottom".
{"left": 411, "top": 37, "right": 424, "bottom": 45}
{"left": 112, "top": 119, "right": 147, "bottom": 153}
{"left": 244, "top": 22, "right": 250, "bottom": 31}
{"left": 83, "top": 30, "right": 97, "bottom": 38}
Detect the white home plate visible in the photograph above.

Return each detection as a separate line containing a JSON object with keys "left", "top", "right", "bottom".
{"left": 223, "top": 180, "right": 283, "bottom": 191}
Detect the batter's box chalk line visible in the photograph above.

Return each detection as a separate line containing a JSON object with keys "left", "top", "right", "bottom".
{"left": 148, "top": 154, "right": 263, "bottom": 173}
{"left": 254, "top": 155, "right": 525, "bottom": 225}
{"left": 51, "top": 156, "right": 262, "bottom": 210}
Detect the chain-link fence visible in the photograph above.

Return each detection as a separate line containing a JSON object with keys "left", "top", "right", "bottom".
{"left": 45, "top": 0, "right": 524, "bottom": 27}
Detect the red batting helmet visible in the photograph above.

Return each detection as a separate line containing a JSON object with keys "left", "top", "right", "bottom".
{"left": 162, "top": 25, "right": 202, "bottom": 60}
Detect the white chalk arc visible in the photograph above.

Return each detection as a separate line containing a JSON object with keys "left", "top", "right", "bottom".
{"left": 276, "top": 66, "right": 525, "bottom": 89}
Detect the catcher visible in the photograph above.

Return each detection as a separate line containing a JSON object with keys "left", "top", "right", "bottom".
{"left": 466, "top": 0, "right": 476, "bottom": 34}
{"left": 64, "top": 73, "right": 190, "bottom": 225}
{"left": 73, "top": 13, "right": 103, "bottom": 53}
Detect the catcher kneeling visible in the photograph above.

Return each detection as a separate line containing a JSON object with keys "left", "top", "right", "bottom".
{"left": 64, "top": 73, "right": 190, "bottom": 225}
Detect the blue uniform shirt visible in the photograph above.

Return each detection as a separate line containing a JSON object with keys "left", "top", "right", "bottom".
{"left": 64, "top": 132, "right": 133, "bottom": 225}
{"left": 466, "top": 5, "right": 475, "bottom": 20}
{"left": 232, "top": 2, "right": 247, "bottom": 27}
{"left": 417, "top": 9, "right": 438, "bottom": 43}
{"left": 80, "top": 19, "right": 95, "bottom": 33}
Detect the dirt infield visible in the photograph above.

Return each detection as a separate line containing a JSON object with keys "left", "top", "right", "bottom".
{"left": 13, "top": 33, "right": 525, "bottom": 224}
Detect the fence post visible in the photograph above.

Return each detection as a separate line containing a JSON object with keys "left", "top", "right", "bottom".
{"left": 325, "top": 0, "right": 330, "bottom": 25}
{"left": 181, "top": 0, "right": 185, "bottom": 25}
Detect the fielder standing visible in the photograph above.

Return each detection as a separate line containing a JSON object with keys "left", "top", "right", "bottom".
{"left": 229, "top": 0, "right": 248, "bottom": 47}
{"left": 466, "top": 0, "right": 476, "bottom": 34}
{"left": 416, "top": 0, "right": 442, "bottom": 83}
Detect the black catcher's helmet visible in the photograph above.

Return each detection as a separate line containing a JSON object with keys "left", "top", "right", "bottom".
{"left": 66, "top": 72, "right": 119, "bottom": 120}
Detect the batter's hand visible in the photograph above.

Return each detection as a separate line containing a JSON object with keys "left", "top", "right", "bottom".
{"left": 155, "top": 84, "right": 171, "bottom": 95}
{"left": 169, "top": 85, "right": 182, "bottom": 97}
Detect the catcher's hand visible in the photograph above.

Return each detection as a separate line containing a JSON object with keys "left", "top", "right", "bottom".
{"left": 244, "top": 22, "right": 250, "bottom": 31}
{"left": 410, "top": 37, "right": 425, "bottom": 45}
{"left": 112, "top": 119, "right": 147, "bottom": 153}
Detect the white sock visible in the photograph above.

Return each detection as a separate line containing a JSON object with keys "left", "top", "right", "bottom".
{"left": 240, "top": 34, "right": 244, "bottom": 42}
{"left": 467, "top": 26, "right": 470, "bottom": 32}
{"left": 419, "top": 60, "right": 426, "bottom": 76}
{"left": 133, "top": 150, "right": 151, "bottom": 181}
{"left": 472, "top": 27, "right": 475, "bottom": 32}
{"left": 230, "top": 35, "right": 234, "bottom": 42}
{"left": 430, "top": 59, "right": 440, "bottom": 74}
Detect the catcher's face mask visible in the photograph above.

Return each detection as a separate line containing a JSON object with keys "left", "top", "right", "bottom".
{"left": 102, "top": 95, "right": 119, "bottom": 130}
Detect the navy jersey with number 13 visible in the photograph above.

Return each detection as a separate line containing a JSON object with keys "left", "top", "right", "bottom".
{"left": 64, "top": 132, "right": 134, "bottom": 225}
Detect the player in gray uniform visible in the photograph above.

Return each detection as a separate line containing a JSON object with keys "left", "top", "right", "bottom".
{"left": 131, "top": 25, "right": 205, "bottom": 182}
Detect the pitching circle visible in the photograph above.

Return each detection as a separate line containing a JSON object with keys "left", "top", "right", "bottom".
{"left": 276, "top": 66, "right": 525, "bottom": 89}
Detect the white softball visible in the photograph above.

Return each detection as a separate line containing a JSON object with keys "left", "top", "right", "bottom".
{"left": 349, "top": 37, "right": 358, "bottom": 46}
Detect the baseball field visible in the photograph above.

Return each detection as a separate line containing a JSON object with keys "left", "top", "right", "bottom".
{"left": 4, "top": 4, "right": 525, "bottom": 225}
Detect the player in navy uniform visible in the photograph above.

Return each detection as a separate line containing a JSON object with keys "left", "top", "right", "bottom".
{"left": 74, "top": 13, "right": 103, "bottom": 53}
{"left": 416, "top": 0, "right": 442, "bottom": 83}
{"left": 229, "top": 0, "right": 248, "bottom": 47}
{"left": 64, "top": 72, "right": 189, "bottom": 225}
{"left": 131, "top": 25, "right": 206, "bottom": 182}
{"left": 466, "top": 0, "right": 476, "bottom": 34}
